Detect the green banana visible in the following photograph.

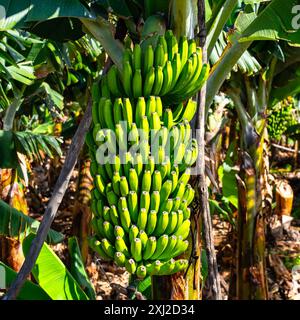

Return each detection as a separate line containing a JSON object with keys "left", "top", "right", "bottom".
{"left": 128, "top": 191, "right": 139, "bottom": 224}
{"left": 159, "top": 235, "right": 178, "bottom": 260}
{"left": 123, "top": 98, "right": 133, "bottom": 130}
{"left": 103, "top": 221, "right": 115, "bottom": 243}
{"left": 102, "top": 206, "right": 111, "bottom": 222}
{"left": 155, "top": 44, "right": 165, "bottom": 68}
{"left": 131, "top": 238, "right": 142, "bottom": 262}
{"left": 146, "top": 210, "right": 157, "bottom": 235}
{"left": 139, "top": 230, "right": 148, "bottom": 249}
{"left": 137, "top": 265, "right": 147, "bottom": 279}
{"left": 146, "top": 96, "right": 157, "bottom": 118}
{"left": 160, "top": 198, "right": 174, "bottom": 213}
{"left": 125, "top": 258, "right": 137, "bottom": 274}
{"left": 151, "top": 234, "right": 169, "bottom": 260}
{"left": 160, "top": 61, "right": 173, "bottom": 96}
{"left": 133, "top": 69, "right": 143, "bottom": 98}
{"left": 143, "top": 236, "right": 157, "bottom": 260}
{"left": 174, "top": 219, "right": 190, "bottom": 240}
{"left": 129, "top": 225, "right": 139, "bottom": 243}
{"left": 137, "top": 207, "right": 147, "bottom": 231}
{"left": 118, "top": 197, "right": 128, "bottom": 213}
{"left": 114, "top": 225, "right": 125, "bottom": 238}
{"left": 172, "top": 259, "right": 188, "bottom": 273}
{"left": 135, "top": 97, "right": 146, "bottom": 127}
{"left": 133, "top": 44, "right": 142, "bottom": 71}
{"left": 143, "top": 67, "right": 155, "bottom": 97}
{"left": 150, "top": 191, "right": 160, "bottom": 213}
{"left": 165, "top": 211, "right": 178, "bottom": 234}
{"left": 154, "top": 212, "right": 169, "bottom": 236}
{"left": 107, "top": 65, "right": 122, "bottom": 97}
{"left": 155, "top": 97, "right": 163, "bottom": 117}
{"left": 152, "top": 170, "right": 162, "bottom": 192}
{"left": 114, "top": 251, "right": 126, "bottom": 267}
{"left": 152, "top": 66, "right": 164, "bottom": 95}
{"left": 101, "top": 238, "right": 115, "bottom": 259}
{"left": 120, "top": 176, "right": 129, "bottom": 197}
{"left": 115, "top": 236, "right": 130, "bottom": 257}
{"left": 120, "top": 207, "right": 131, "bottom": 232}
{"left": 103, "top": 99, "right": 115, "bottom": 131}
{"left": 158, "top": 259, "right": 176, "bottom": 275}
{"left": 140, "top": 191, "right": 150, "bottom": 213}
{"left": 89, "top": 238, "right": 111, "bottom": 261}
{"left": 146, "top": 260, "right": 161, "bottom": 275}
{"left": 141, "top": 170, "right": 151, "bottom": 192}
{"left": 123, "top": 60, "right": 133, "bottom": 97}
{"left": 145, "top": 155, "right": 155, "bottom": 175}
{"left": 160, "top": 180, "right": 173, "bottom": 203}
{"left": 112, "top": 171, "right": 121, "bottom": 196}
{"left": 143, "top": 45, "right": 154, "bottom": 76}
{"left": 129, "top": 168, "right": 139, "bottom": 193}
{"left": 95, "top": 174, "right": 105, "bottom": 195}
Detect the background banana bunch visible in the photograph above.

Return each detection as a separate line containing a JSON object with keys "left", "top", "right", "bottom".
{"left": 100, "top": 30, "right": 209, "bottom": 105}
{"left": 86, "top": 30, "right": 209, "bottom": 279}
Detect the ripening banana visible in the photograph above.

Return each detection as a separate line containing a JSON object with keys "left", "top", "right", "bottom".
{"left": 120, "top": 176, "right": 129, "bottom": 197}
{"left": 140, "top": 191, "right": 150, "bottom": 213}
{"left": 164, "top": 211, "right": 178, "bottom": 235}
{"left": 141, "top": 170, "right": 151, "bottom": 192}
{"left": 139, "top": 230, "right": 148, "bottom": 249}
{"left": 174, "top": 219, "right": 190, "bottom": 240}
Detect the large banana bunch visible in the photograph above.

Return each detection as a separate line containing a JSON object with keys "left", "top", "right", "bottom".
{"left": 87, "top": 30, "right": 208, "bottom": 279}
{"left": 100, "top": 30, "right": 209, "bottom": 105}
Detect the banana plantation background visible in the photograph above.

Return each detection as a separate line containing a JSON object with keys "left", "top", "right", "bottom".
{"left": 0, "top": 0, "right": 300, "bottom": 301}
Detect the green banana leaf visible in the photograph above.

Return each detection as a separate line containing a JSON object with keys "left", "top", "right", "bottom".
{"left": 241, "top": 0, "right": 300, "bottom": 45}
{"left": 0, "top": 199, "right": 64, "bottom": 244}
{"left": 68, "top": 236, "right": 96, "bottom": 300}
{"left": 0, "top": 261, "right": 50, "bottom": 300}
{"left": 23, "top": 234, "right": 89, "bottom": 300}
{"left": 0, "top": 0, "right": 91, "bottom": 30}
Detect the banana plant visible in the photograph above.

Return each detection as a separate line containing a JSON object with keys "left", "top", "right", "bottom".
{"left": 1, "top": 0, "right": 300, "bottom": 301}
{"left": 1, "top": 234, "right": 95, "bottom": 300}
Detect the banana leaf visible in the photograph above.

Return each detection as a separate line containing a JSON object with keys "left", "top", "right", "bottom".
{"left": 0, "top": 199, "right": 64, "bottom": 244}
{"left": 68, "top": 236, "right": 96, "bottom": 300}
{"left": 23, "top": 234, "right": 89, "bottom": 300}
{"left": 0, "top": 261, "right": 50, "bottom": 300}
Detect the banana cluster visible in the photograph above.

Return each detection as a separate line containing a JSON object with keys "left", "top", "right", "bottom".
{"left": 87, "top": 30, "right": 208, "bottom": 279}
{"left": 100, "top": 30, "right": 209, "bottom": 105}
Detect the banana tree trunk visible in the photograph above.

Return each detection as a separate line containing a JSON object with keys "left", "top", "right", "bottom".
{"left": 228, "top": 77, "right": 269, "bottom": 300}
{"left": 152, "top": 217, "right": 202, "bottom": 299}
{"left": 71, "top": 156, "right": 93, "bottom": 264}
